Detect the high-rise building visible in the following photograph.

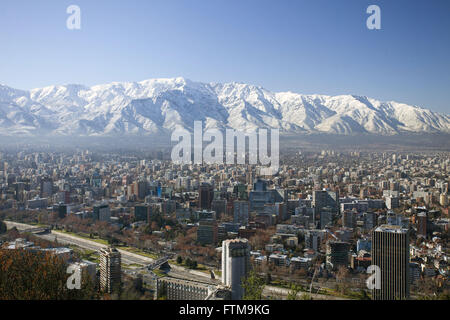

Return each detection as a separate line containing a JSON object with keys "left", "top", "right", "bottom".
{"left": 248, "top": 179, "right": 282, "bottom": 212}
{"left": 93, "top": 204, "right": 110, "bottom": 222}
{"left": 212, "top": 199, "right": 227, "bottom": 219}
{"left": 305, "top": 230, "right": 324, "bottom": 251}
{"left": 198, "top": 183, "right": 214, "bottom": 210}
{"left": 222, "top": 239, "right": 251, "bottom": 300}
{"left": 135, "top": 180, "right": 148, "bottom": 200}
{"left": 100, "top": 247, "right": 121, "bottom": 294}
{"left": 326, "top": 241, "right": 350, "bottom": 270}
{"left": 197, "top": 219, "right": 218, "bottom": 245}
{"left": 386, "top": 196, "right": 399, "bottom": 210}
{"left": 342, "top": 210, "right": 356, "bottom": 229}
{"left": 313, "top": 189, "right": 339, "bottom": 223}
{"left": 57, "top": 204, "right": 67, "bottom": 219}
{"left": 371, "top": 225, "right": 410, "bottom": 300}
{"left": 40, "top": 177, "right": 53, "bottom": 198}
{"left": 364, "top": 212, "right": 377, "bottom": 231}
{"left": 320, "top": 207, "right": 333, "bottom": 229}
{"left": 417, "top": 212, "right": 428, "bottom": 238}
{"left": 233, "top": 201, "right": 249, "bottom": 225}
{"left": 134, "top": 204, "right": 149, "bottom": 222}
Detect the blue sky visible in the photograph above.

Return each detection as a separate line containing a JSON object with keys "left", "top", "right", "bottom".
{"left": 0, "top": 0, "right": 449, "bottom": 113}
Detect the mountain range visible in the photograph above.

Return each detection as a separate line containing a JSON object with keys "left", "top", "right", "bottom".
{"left": 0, "top": 77, "right": 448, "bottom": 136}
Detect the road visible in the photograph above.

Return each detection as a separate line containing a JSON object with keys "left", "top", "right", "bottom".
{"left": 4, "top": 220, "right": 154, "bottom": 266}
{"left": 4, "top": 220, "right": 351, "bottom": 300}
{"left": 5, "top": 220, "right": 215, "bottom": 282}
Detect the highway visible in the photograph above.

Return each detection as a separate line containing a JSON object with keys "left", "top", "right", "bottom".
{"left": 4, "top": 221, "right": 155, "bottom": 266}
{"left": 4, "top": 220, "right": 351, "bottom": 300}
{"left": 4, "top": 220, "right": 215, "bottom": 282}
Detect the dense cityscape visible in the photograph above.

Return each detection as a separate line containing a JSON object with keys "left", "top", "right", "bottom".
{"left": 0, "top": 146, "right": 448, "bottom": 300}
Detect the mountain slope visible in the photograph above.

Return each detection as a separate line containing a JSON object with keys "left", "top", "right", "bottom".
{"left": 0, "top": 78, "right": 448, "bottom": 136}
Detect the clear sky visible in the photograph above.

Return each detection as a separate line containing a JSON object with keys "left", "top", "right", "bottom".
{"left": 0, "top": 0, "right": 449, "bottom": 113}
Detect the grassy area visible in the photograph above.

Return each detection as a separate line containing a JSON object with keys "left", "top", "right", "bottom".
{"left": 55, "top": 230, "right": 109, "bottom": 245}
{"left": 116, "top": 246, "right": 158, "bottom": 259}
{"left": 152, "top": 269, "right": 167, "bottom": 277}
{"left": 122, "top": 263, "right": 143, "bottom": 270}
{"left": 68, "top": 246, "right": 100, "bottom": 264}
{"left": 169, "top": 259, "right": 210, "bottom": 273}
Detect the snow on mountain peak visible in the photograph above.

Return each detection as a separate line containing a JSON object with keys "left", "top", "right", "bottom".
{"left": 0, "top": 77, "right": 448, "bottom": 136}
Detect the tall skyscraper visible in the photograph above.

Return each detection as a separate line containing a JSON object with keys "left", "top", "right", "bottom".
{"left": 198, "top": 183, "right": 214, "bottom": 210}
{"left": 222, "top": 239, "right": 251, "bottom": 300}
{"left": 326, "top": 241, "right": 350, "bottom": 270}
{"left": 417, "top": 212, "right": 428, "bottom": 238}
{"left": 313, "top": 189, "right": 339, "bottom": 224}
{"left": 233, "top": 200, "right": 249, "bottom": 226}
{"left": 372, "top": 225, "right": 410, "bottom": 300}
{"left": 40, "top": 177, "right": 53, "bottom": 198}
{"left": 342, "top": 210, "right": 356, "bottom": 229}
{"left": 197, "top": 219, "right": 218, "bottom": 245}
{"left": 100, "top": 247, "right": 121, "bottom": 294}
{"left": 93, "top": 203, "right": 111, "bottom": 222}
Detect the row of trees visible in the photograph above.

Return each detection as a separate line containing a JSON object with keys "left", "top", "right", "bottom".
{"left": 0, "top": 249, "right": 98, "bottom": 300}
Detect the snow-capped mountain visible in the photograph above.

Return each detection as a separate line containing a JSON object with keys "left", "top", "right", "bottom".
{"left": 0, "top": 77, "right": 448, "bottom": 136}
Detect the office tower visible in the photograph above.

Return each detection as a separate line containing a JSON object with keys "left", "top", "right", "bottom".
{"left": 386, "top": 196, "right": 399, "bottom": 210}
{"left": 40, "top": 177, "right": 53, "bottom": 198}
{"left": 197, "top": 219, "right": 218, "bottom": 245}
{"left": 100, "top": 247, "right": 121, "bottom": 294}
{"left": 326, "top": 241, "right": 350, "bottom": 270}
{"left": 135, "top": 180, "right": 148, "bottom": 200}
{"left": 222, "top": 239, "right": 251, "bottom": 300}
{"left": 313, "top": 189, "right": 339, "bottom": 221}
{"left": 212, "top": 199, "right": 227, "bottom": 219}
{"left": 199, "top": 183, "right": 214, "bottom": 210}
{"left": 134, "top": 204, "right": 149, "bottom": 222}
{"left": 57, "top": 204, "right": 67, "bottom": 219}
{"left": 417, "top": 212, "right": 427, "bottom": 238}
{"left": 275, "top": 202, "right": 288, "bottom": 222}
{"left": 364, "top": 212, "right": 377, "bottom": 231}
{"left": 320, "top": 207, "right": 333, "bottom": 229}
{"left": 233, "top": 184, "right": 248, "bottom": 200}
{"left": 93, "top": 203, "right": 110, "bottom": 222}
{"left": 233, "top": 200, "right": 249, "bottom": 225}
{"left": 371, "top": 225, "right": 410, "bottom": 300}
{"left": 90, "top": 170, "right": 102, "bottom": 188}
{"left": 342, "top": 210, "right": 356, "bottom": 229}
{"left": 305, "top": 230, "right": 323, "bottom": 251}
{"left": 248, "top": 179, "right": 282, "bottom": 212}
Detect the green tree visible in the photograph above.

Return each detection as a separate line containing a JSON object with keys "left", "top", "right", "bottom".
{"left": 242, "top": 270, "right": 265, "bottom": 300}
{"left": 0, "top": 249, "right": 98, "bottom": 300}
{"left": 287, "top": 284, "right": 301, "bottom": 300}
